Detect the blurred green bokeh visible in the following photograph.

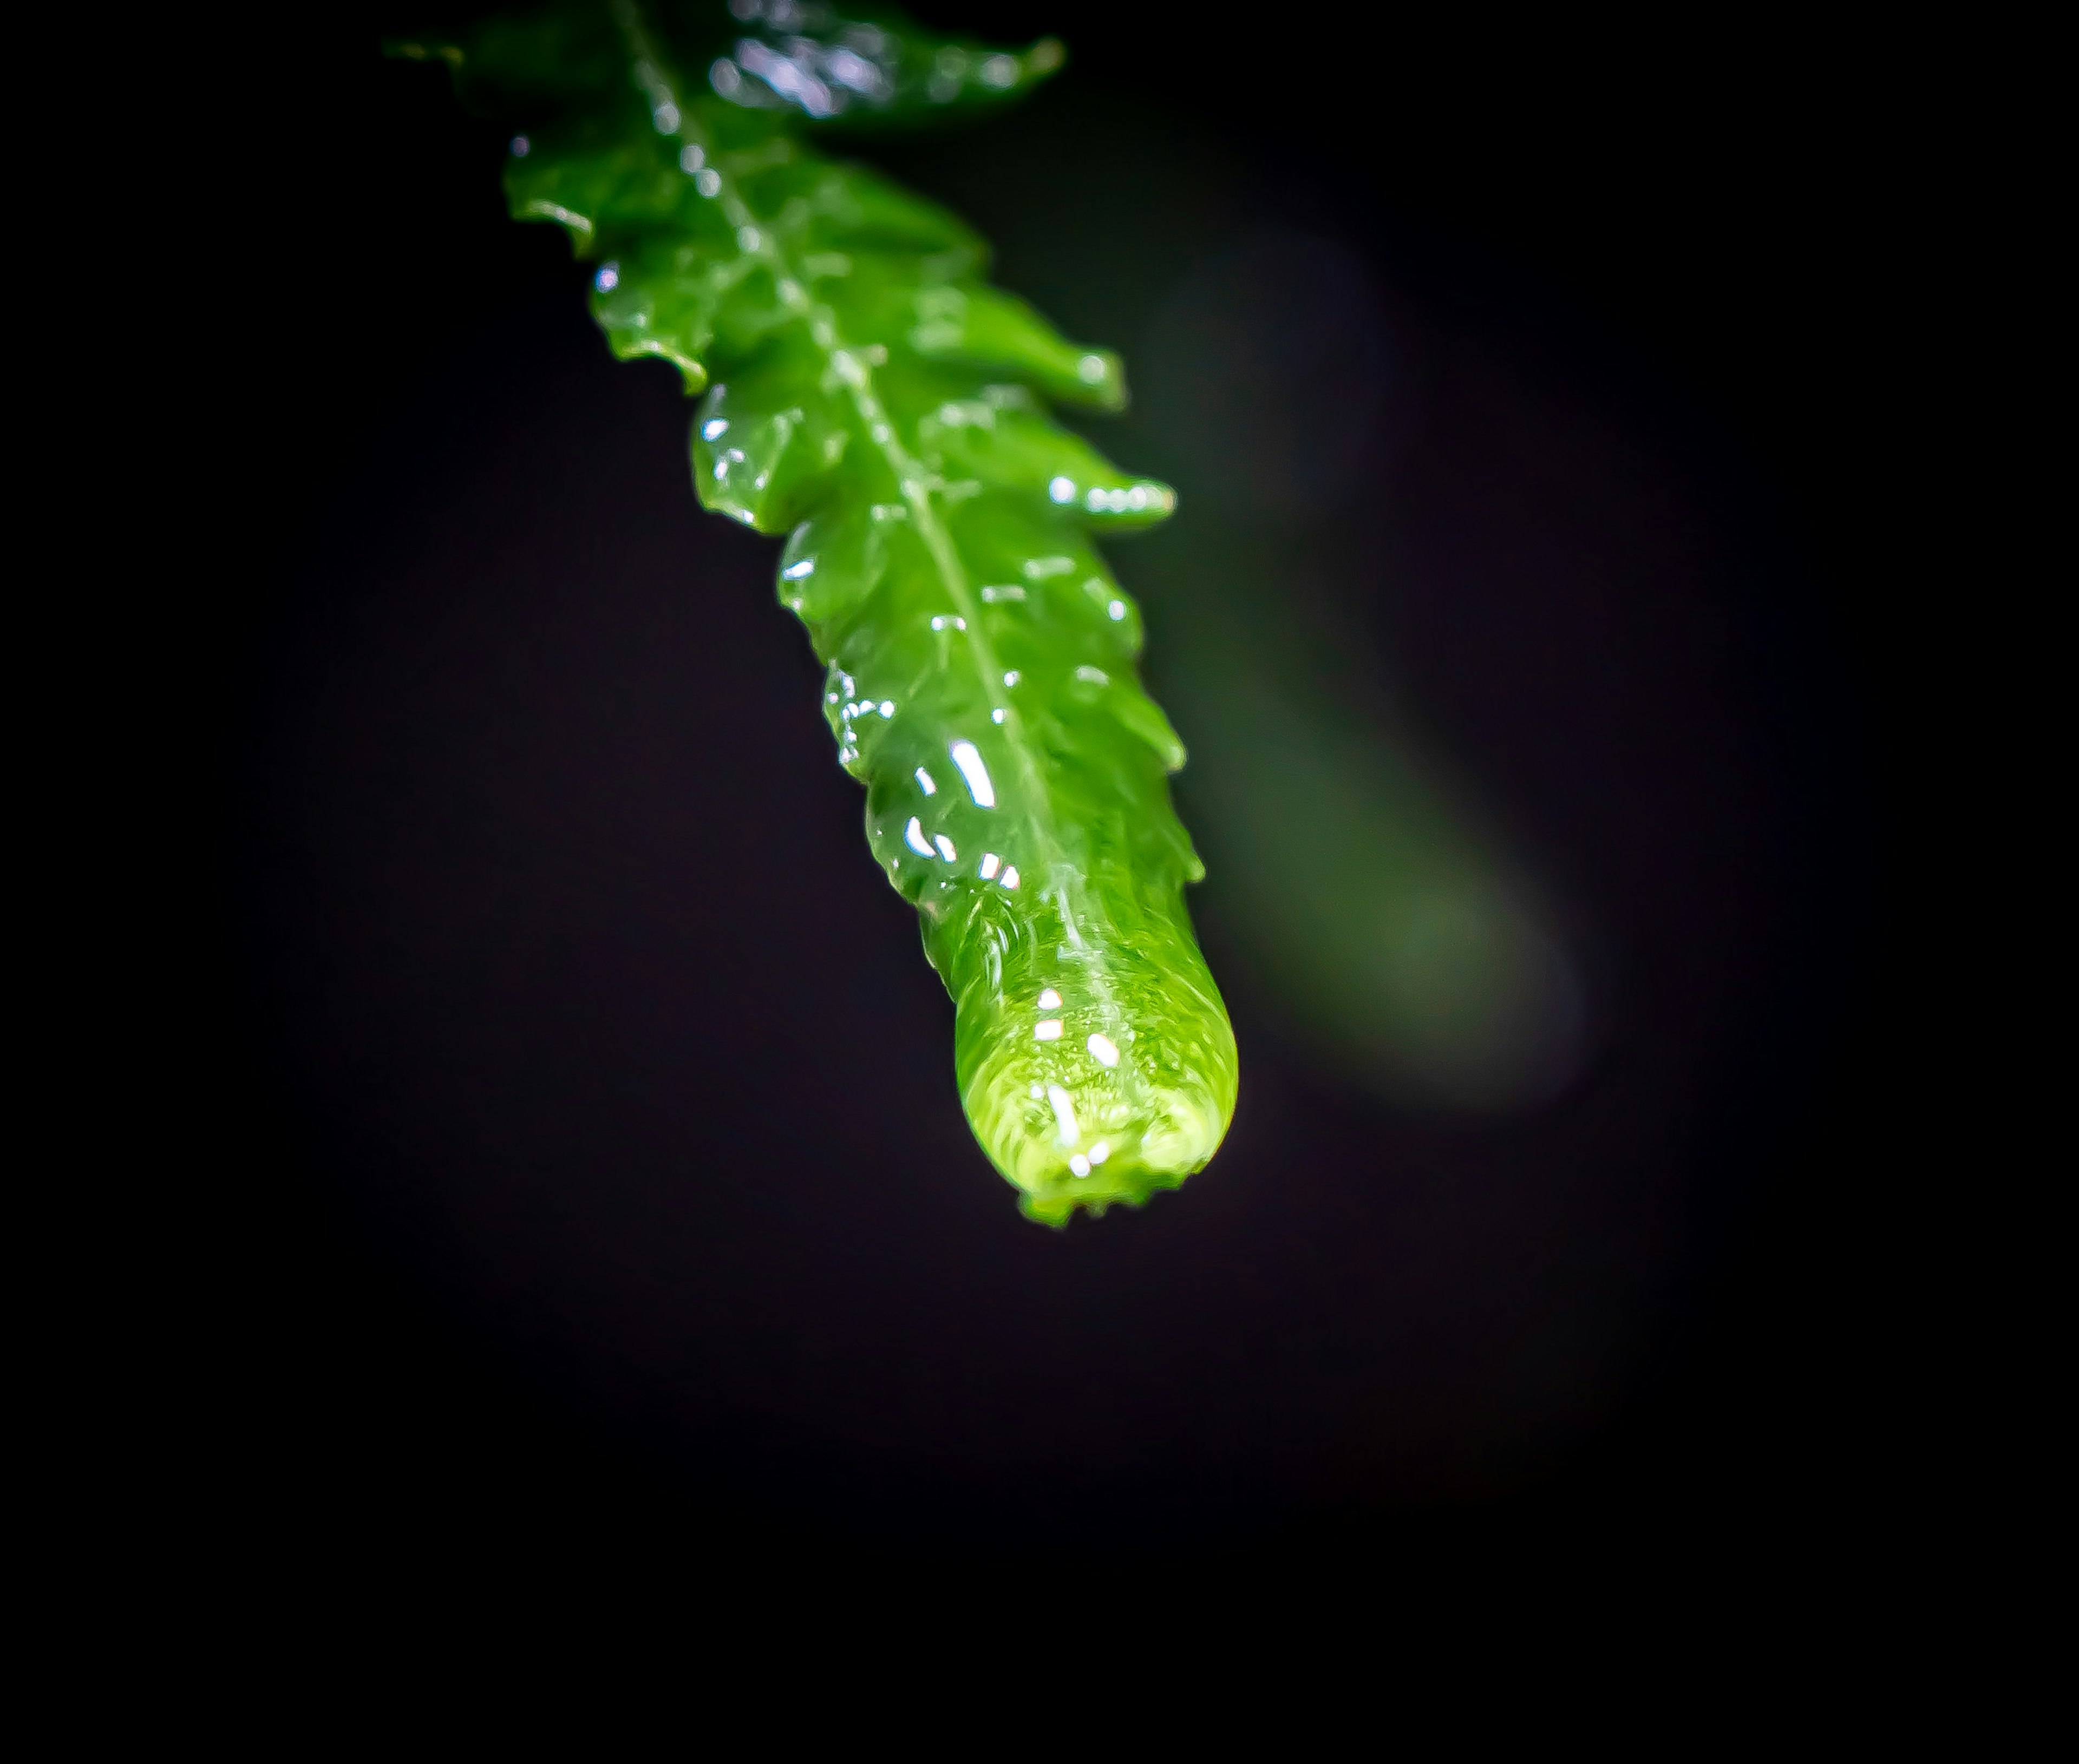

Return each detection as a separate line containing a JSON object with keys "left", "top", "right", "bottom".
{"left": 1140, "top": 533, "right": 1588, "bottom": 1108}
{"left": 1128, "top": 233, "right": 1591, "bottom": 1109}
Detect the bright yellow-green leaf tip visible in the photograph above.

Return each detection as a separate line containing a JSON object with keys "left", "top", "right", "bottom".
{"left": 934, "top": 867, "right": 1237, "bottom": 1224}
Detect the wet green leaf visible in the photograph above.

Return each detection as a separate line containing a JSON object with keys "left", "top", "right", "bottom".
{"left": 389, "top": 2, "right": 1235, "bottom": 1222}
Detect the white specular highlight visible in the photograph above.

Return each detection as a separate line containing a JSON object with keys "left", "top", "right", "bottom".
{"left": 950, "top": 741, "right": 996, "bottom": 808}
{"left": 1046, "top": 1083, "right": 1080, "bottom": 1145}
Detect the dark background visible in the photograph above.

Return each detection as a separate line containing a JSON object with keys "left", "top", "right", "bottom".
{"left": 184, "top": 1, "right": 1919, "bottom": 1582}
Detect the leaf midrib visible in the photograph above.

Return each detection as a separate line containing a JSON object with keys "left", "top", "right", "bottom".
{"left": 614, "top": 5, "right": 1145, "bottom": 1111}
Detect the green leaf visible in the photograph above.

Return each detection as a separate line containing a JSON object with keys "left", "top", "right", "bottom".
{"left": 388, "top": 2, "right": 1235, "bottom": 1223}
